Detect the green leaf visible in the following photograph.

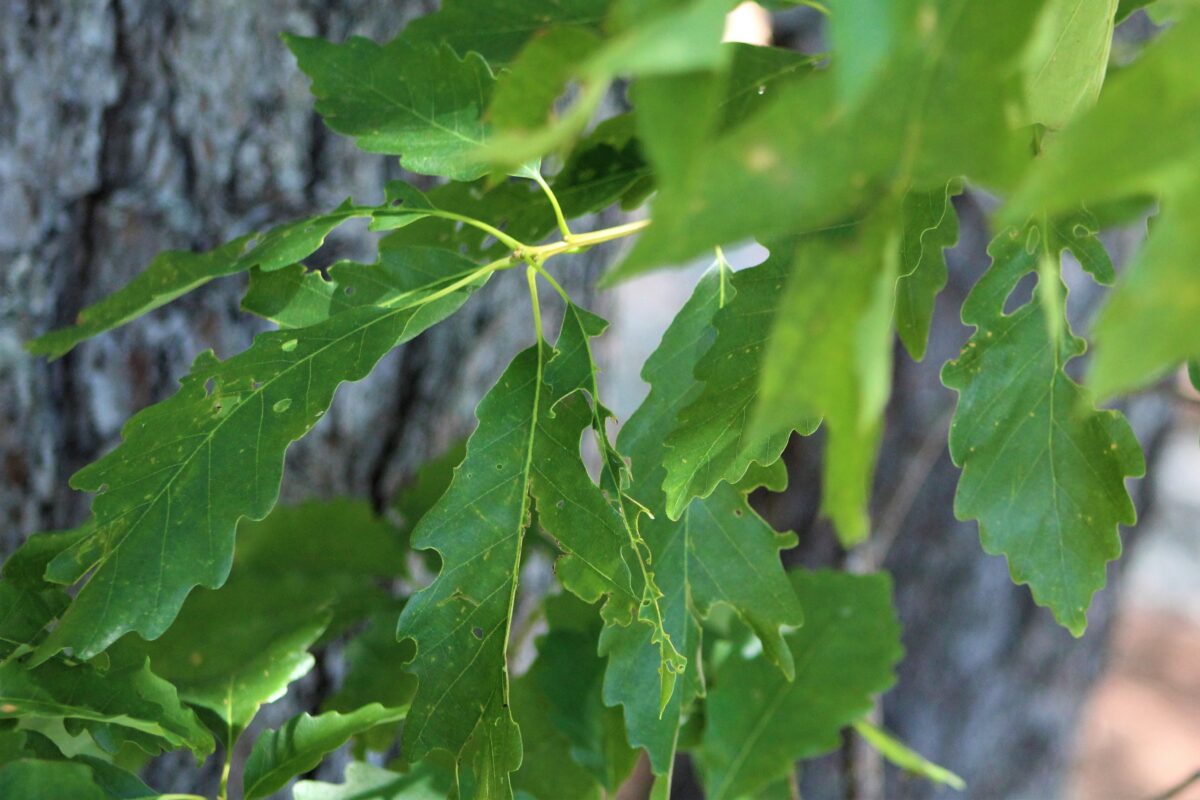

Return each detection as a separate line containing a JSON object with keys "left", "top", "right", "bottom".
{"left": 614, "top": 0, "right": 1044, "bottom": 278}
{"left": 294, "top": 762, "right": 448, "bottom": 800}
{"left": 0, "top": 650, "right": 212, "bottom": 758}
{"left": 396, "top": 336, "right": 651, "bottom": 798}
{"left": 33, "top": 247, "right": 484, "bottom": 664}
{"left": 1090, "top": 183, "right": 1200, "bottom": 398}
{"left": 0, "top": 759, "right": 109, "bottom": 800}
{"left": 243, "top": 704, "right": 409, "bottom": 800}
{"left": 1022, "top": 0, "right": 1118, "bottom": 130}
{"left": 133, "top": 576, "right": 328, "bottom": 749}
{"left": 852, "top": 720, "right": 965, "bottom": 791}
{"left": 660, "top": 255, "right": 819, "bottom": 522}
{"left": 323, "top": 613, "right": 416, "bottom": 755}
{"left": 1006, "top": 13, "right": 1200, "bottom": 221}
{"left": 132, "top": 499, "right": 407, "bottom": 747}
{"left": 401, "top": 0, "right": 612, "bottom": 66}
{"left": 698, "top": 570, "right": 902, "bottom": 800}
{"left": 602, "top": 266, "right": 803, "bottom": 773}
{"left": 285, "top": 34, "right": 497, "bottom": 180}
{"left": 28, "top": 200, "right": 388, "bottom": 360}
{"left": 941, "top": 223, "right": 1144, "bottom": 635}
{"left": 754, "top": 219, "right": 902, "bottom": 544}
{"left": 523, "top": 594, "right": 637, "bottom": 792}
{"left": 478, "top": 0, "right": 738, "bottom": 171}
{"left": 895, "top": 178, "right": 963, "bottom": 360}
{"left": 488, "top": 27, "right": 603, "bottom": 135}
{"left": 242, "top": 247, "right": 482, "bottom": 330}
{"left": 26, "top": 235, "right": 253, "bottom": 360}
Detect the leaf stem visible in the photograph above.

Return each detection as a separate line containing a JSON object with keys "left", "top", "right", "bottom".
{"left": 526, "top": 266, "right": 544, "bottom": 343}
{"left": 530, "top": 259, "right": 571, "bottom": 304}
{"left": 429, "top": 210, "right": 526, "bottom": 252}
{"left": 532, "top": 171, "right": 572, "bottom": 239}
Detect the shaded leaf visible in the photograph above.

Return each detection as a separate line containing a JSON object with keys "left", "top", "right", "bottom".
{"left": 699, "top": 570, "right": 902, "bottom": 800}
{"left": 0, "top": 759, "right": 109, "bottom": 800}
{"left": 401, "top": 0, "right": 612, "bottom": 66}
{"left": 0, "top": 651, "right": 212, "bottom": 758}
{"left": 896, "top": 178, "right": 963, "bottom": 360}
{"left": 524, "top": 594, "right": 637, "bottom": 792}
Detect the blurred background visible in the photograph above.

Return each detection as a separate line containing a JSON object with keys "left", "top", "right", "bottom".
{"left": 1, "top": 2, "right": 1196, "bottom": 798}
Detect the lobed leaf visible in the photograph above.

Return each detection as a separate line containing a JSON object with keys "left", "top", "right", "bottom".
{"left": 33, "top": 247, "right": 484, "bottom": 663}
{"left": 286, "top": 34, "right": 499, "bottom": 181}
{"left": 941, "top": 222, "right": 1144, "bottom": 634}
{"left": 603, "top": 266, "right": 804, "bottom": 774}
{"left": 660, "top": 254, "right": 819, "bottom": 522}
{"left": 396, "top": 330, "right": 657, "bottom": 798}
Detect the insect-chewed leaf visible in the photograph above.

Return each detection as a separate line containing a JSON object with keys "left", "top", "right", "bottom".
{"left": 941, "top": 223, "right": 1144, "bottom": 635}
{"left": 285, "top": 34, "right": 496, "bottom": 181}
{"left": 397, "top": 333, "right": 647, "bottom": 798}
{"left": 0, "top": 648, "right": 213, "bottom": 759}
{"left": 602, "top": 267, "right": 803, "bottom": 774}
{"left": 698, "top": 570, "right": 902, "bottom": 800}
{"left": 896, "top": 178, "right": 963, "bottom": 360}
{"left": 242, "top": 245, "right": 483, "bottom": 328}
{"left": 243, "top": 705, "right": 409, "bottom": 800}
{"left": 31, "top": 247, "right": 484, "bottom": 664}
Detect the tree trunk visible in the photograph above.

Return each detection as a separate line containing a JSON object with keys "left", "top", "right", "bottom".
{"left": 0, "top": 1, "right": 608, "bottom": 795}
{"left": 0, "top": 4, "right": 1173, "bottom": 800}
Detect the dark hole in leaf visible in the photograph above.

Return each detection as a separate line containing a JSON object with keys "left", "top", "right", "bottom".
{"left": 344, "top": 285, "right": 355, "bottom": 296}
{"left": 472, "top": 627, "right": 484, "bottom": 640}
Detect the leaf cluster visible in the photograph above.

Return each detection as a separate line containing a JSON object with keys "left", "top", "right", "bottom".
{"left": 8, "top": 0, "right": 1199, "bottom": 797}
